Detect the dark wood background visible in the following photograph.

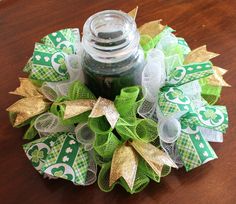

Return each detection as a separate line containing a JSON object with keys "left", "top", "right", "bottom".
{"left": 0, "top": 0, "right": 236, "bottom": 203}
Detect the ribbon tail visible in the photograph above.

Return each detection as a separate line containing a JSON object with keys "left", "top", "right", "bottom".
{"left": 184, "top": 45, "right": 219, "bottom": 64}
{"left": 130, "top": 140, "right": 178, "bottom": 177}
{"left": 128, "top": 6, "right": 138, "bottom": 19}
{"left": 109, "top": 143, "right": 138, "bottom": 190}
{"left": 63, "top": 99, "right": 96, "bottom": 119}
{"left": 176, "top": 126, "right": 217, "bottom": 171}
{"left": 89, "top": 97, "right": 120, "bottom": 129}
{"left": 6, "top": 97, "right": 50, "bottom": 127}
{"left": 9, "top": 78, "right": 43, "bottom": 98}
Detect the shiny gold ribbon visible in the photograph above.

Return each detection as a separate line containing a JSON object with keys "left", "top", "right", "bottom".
{"left": 9, "top": 78, "right": 43, "bottom": 97}
{"left": 138, "top": 20, "right": 165, "bottom": 38}
{"left": 109, "top": 143, "right": 138, "bottom": 190}
{"left": 63, "top": 99, "right": 96, "bottom": 119}
{"left": 128, "top": 6, "right": 138, "bottom": 20}
{"left": 7, "top": 78, "right": 50, "bottom": 127}
{"left": 64, "top": 97, "right": 120, "bottom": 128}
{"left": 184, "top": 45, "right": 230, "bottom": 87}
{"left": 109, "top": 140, "right": 178, "bottom": 190}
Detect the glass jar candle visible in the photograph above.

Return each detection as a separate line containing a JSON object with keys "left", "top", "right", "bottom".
{"left": 82, "top": 10, "right": 145, "bottom": 100}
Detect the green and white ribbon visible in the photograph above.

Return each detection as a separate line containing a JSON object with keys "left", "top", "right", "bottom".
{"left": 138, "top": 27, "right": 228, "bottom": 171}
{"left": 24, "top": 132, "right": 93, "bottom": 185}
{"left": 157, "top": 86, "right": 228, "bottom": 171}
{"left": 23, "top": 28, "right": 83, "bottom": 101}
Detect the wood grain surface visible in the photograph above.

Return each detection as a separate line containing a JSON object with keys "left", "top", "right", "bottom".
{"left": 0, "top": 0, "right": 236, "bottom": 203}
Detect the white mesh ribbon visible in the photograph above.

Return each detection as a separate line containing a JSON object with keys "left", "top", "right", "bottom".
{"left": 82, "top": 150, "right": 97, "bottom": 186}
{"left": 75, "top": 123, "right": 96, "bottom": 151}
{"left": 34, "top": 112, "right": 74, "bottom": 137}
{"left": 179, "top": 80, "right": 206, "bottom": 108}
{"left": 156, "top": 32, "right": 178, "bottom": 53}
{"left": 74, "top": 123, "right": 97, "bottom": 185}
{"left": 160, "top": 140, "right": 183, "bottom": 167}
{"left": 138, "top": 48, "right": 166, "bottom": 119}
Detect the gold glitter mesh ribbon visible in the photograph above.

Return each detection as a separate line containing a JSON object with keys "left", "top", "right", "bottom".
{"left": 128, "top": 6, "right": 138, "bottom": 20}
{"left": 9, "top": 78, "right": 43, "bottom": 97}
{"left": 109, "top": 143, "right": 138, "bottom": 190}
{"left": 63, "top": 97, "right": 120, "bottom": 129}
{"left": 109, "top": 140, "right": 178, "bottom": 190}
{"left": 138, "top": 20, "right": 165, "bottom": 38}
{"left": 63, "top": 99, "right": 96, "bottom": 119}
{"left": 7, "top": 97, "right": 50, "bottom": 127}
{"left": 7, "top": 78, "right": 50, "bottom": 127}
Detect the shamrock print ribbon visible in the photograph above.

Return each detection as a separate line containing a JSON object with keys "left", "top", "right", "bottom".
{"left": 23, "top": 132, "right": 91, "bottom": 185}
{"left": 157, "top": 86, "right": 228, "bottom": 171}
{"left": 24, "top": 28, "right": 80, "bottom": 82}
{"left": 138, "top": 24, "right": 229, "bottom": 171}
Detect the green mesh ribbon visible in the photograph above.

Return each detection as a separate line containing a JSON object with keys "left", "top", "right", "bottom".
{"left": 199, "top": 78, "right": 222, "bottom": 105}
{"left": 50, "top": 81, "right": 96, "bottom": 125}
{"left": 140, "top": 26, "right": 175, "bottom": 56}
{"left": 88, "top": 86, "right": 172, "bottom": 193}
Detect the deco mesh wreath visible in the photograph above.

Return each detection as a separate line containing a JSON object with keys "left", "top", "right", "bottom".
{"left": 7, "top": 7, "right": 230, "bottom": 194}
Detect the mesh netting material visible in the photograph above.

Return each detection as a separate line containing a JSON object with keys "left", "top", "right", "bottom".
{"left": 34, "top": 112, "right": 74, "bottom": 136}
{"left": 89, "top": 116, "right": 113, "bottom": 135}
{"left": 98, "top": 133, "right": 118, "bottom": 154}
{"left": 116, "top": 118, "right": 158, "bottom": 142}
{"left": 68, "top": 80, "right": 96, "bottom": 100}
{"left": 97, "top": 162, "right": 150, "bottom": 194}
{"left": 114, "top": 86, "right": 140, "bottom": 118}
{"left": 119, "top": 167, "right": 150, "bottom": 194}
{"left": 199, "top": 76, "right": 222, "bottom": 105}
{"left": 40, "top": 40, "right": 84, "bottom": 101}
{"left": 75, "top": 123, "right": 95, "bottom": 145}
{"left": 94, "top": 132, "right": 121, "bottom": 159}
{"left": 81, "top": 150, "right": 97, "bottom": 186}
{"left": 97, "top": 162, "right": 114, "bottom": 192}
{"left": 41, "top": 83, "right": 60, "bottom": 101}
{"left": 138, "top": 157, "right": 160, "bottom": 182}
{"left": 160, "top": 140, "right": 183, "bottom": 167}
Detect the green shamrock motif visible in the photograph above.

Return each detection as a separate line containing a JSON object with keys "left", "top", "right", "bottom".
{"left": 61, "top": 45, "right": 74, "bottom": 55}
{"left": 168, "top": 67, "right": 185, "bottom": 83}
{"left": 54, "top": 55, "right": 67, "bottom": 74}
{"left": 166, "top": 88, "right": 188, "bottom": 103}
{"left": 51, "top": 166, "right": 73, "bottom": 181}
{"left": 199, "top": 107, "right": 222, "bottom": 125}
{"left": 28, "top": 145, "right": 47, "bottom": 167}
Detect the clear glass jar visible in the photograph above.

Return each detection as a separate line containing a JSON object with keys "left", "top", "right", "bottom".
{"left": 82, "top": 10, "right": 145, "bottom": 99}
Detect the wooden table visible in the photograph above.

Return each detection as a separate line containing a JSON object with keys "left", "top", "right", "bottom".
{"left": 0, "top": 0, "right": 236, "bottom": 203}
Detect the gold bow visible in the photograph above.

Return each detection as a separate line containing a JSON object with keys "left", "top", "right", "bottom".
{"left": 6, "top": 78, "right": 50, "bottom": 127}
{"left": 109, "top": 140, "right": 178, "bottom": 190}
